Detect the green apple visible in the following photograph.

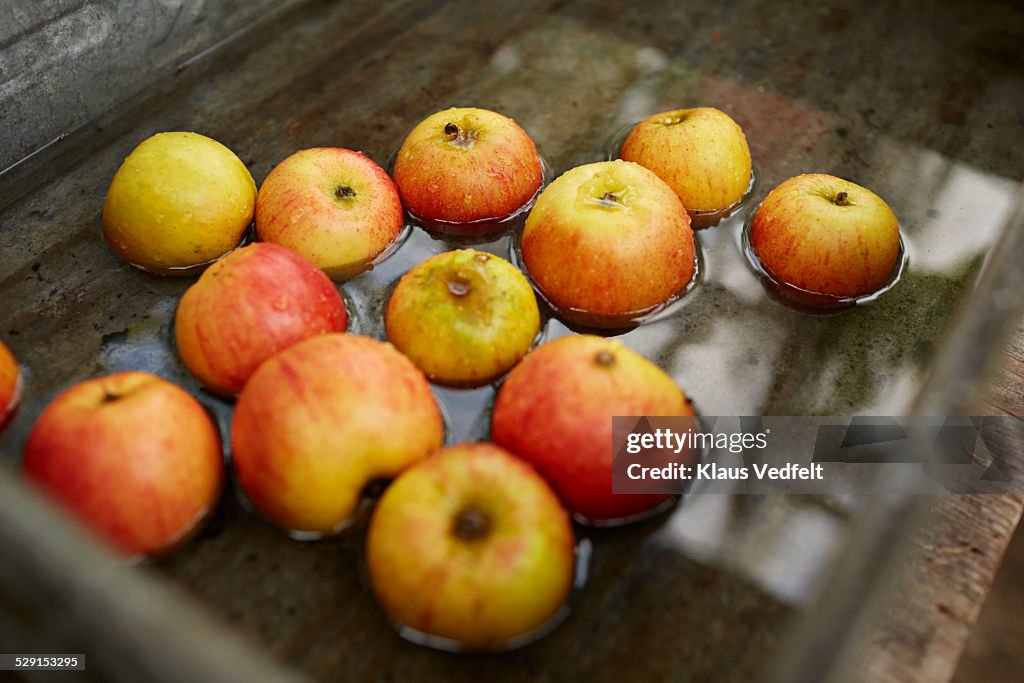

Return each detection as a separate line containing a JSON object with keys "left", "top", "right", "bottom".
{"left": 521, "top": 160, "right": 695, "bottom": 327}
{"left": 103, "top": 132, "right": 256, "bottom": 273}
{"left": 255, "top": 148, "right": 404, "bottom": 281}
{"left": 385, "top": 249, "right": 540, "bottom": 387}
{"left": 620, "top": 107, "right": 752, "bottom": 227}
{"left": 392, "top": 107, "right": 543, "bottom": 229}
{"left": 749, "top": 174, "right": 900, "bottom": 300}
{"left": 366, "top": 442, "right": 575, "bottom": 650}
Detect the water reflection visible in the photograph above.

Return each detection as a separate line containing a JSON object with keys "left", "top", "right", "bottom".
{"left": 657, "top": 493, "right": 845, "bottom": 606}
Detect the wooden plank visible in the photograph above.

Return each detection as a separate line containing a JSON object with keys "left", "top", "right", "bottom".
{"left": 836, "top": 318, "right": 1024, "bottom": 683}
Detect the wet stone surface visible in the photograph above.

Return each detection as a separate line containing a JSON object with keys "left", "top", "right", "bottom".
{"left": 0, "top": 0, "right": 1021, "bottom": 681}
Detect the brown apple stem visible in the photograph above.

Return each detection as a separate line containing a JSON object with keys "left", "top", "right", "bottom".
{"left": 601, "top": 191, "right": 618, "bottom": 203}
{"left": 101, "top": 390, "right": 120, "bottom": 404}
{"left": 834, "top": 191, "right": 850, "bottom": 206}
{"left": 335, "top": 185, "right": 357, "bottom": 200}
{"left": 362, "top": 478, "right": 389, "bottom": 500}
{"left": 595, "top": 351, "right": 616, "bottom": 367}
{"left": 444, "top": 122, "right": 459, "bottom": 138}
{"left": 453, "top": 506, "right": 490, "bottom": 541}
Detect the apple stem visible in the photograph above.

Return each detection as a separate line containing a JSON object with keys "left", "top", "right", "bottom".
{"left": 335, "top": 185, "right": 357, "bottom": 200}
{"left": 444, "top": 122, "right": 459, "bottom": 139}
{"left": 834, "top": 191, "right": 850, "bottom": 206}
{"left": 453, "top": 506, "right": 490, "bottom": 541}
{"left": 362, "top": 478, "right": 389, "bottom": 500}
{"left": 595, "top": 351, "right": 616, "bottom": 367}
{"left": 101, "top": 390, "right": 120, "bottom": 404}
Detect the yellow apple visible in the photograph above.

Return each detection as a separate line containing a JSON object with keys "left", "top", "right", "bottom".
{"left": 620, "top": 107, "right": 752, "bottom": 226}
{"left": 103, "top": 132, "right": 256, "bottom": 273}
{"left": 385, "top": 249, "right": 540, "bottom": 387}
{"left": 367, "top": 442, "right": 575, "bottom": 650}
{"left": 231, "top": 333, "right": 443, "bottom": 536}
{"left": 749, "top": 174, "right": 901, "bottom": 301}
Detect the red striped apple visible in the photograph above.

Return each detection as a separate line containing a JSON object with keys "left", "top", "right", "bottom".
{"left": 255, "top": 148, "right": 403, "bottom": 280}
{"left": 749, "top": 174, "right": 900, "bottom": 301}
{"left": 231, "top": 333, "right": 443, "bottom": 536}
{"left": 22, "top": 372, "right": 223, "bottom": 557}
{"left": 175, "top": 242, "right": 347, "bottom": 396}
{"left": 392, "top": 107, "right": 542, "bottom": 231}
{"left": 620, "top": 107, "right": 752, "bottom": 227}
{"left": 492, "top": 335, "right": 696, "bottom": 524}
{"left": 521, "top": 160, "right": 695, "bottom": 328}
{"left": 103, "top": 132, "right": 256, "bottom": 273}
{"left": 367, "top": 442, "right": 575, "bottom": 650}
{"left": 385, "top": 249, "right": 539, "bottom": 387}
{"left": 0, "top": 339, "right": 21, "bottom": 430}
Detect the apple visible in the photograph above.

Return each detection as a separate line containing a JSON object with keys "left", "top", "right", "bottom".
{"left": 0, "top": 339, "right": 21, "bottom": 430}
{"left": 255, "top": 148, "right": 404, "bottom": 280}
{"left": 619, "top": 107, "right": 752, "bottom": 227}
{"left": 231, "top": 333, "right": 443, "bottom": 536}
{"left": 103, "top": 132, "right": 256, "bottom": 274}
{"left": 175, "top": 242, "right": 348, "bottom": 396}
{"left": 521, "top": 160, "right": 695, "bottom": 328}
{"left": 385, "top": 249, "right": 540, "bottom": 387}
{"left": 366, "top": 442, "right": 575, "bottom": 650}
{"left": 392, "top": 107, "right": 543, "bottom": 230}
{"left": 492, "top": 335, "right": 696, "bottom": 524}
{"left": 748, "top": 173, "right": 901, "bottom": 301}
{"left": 22, "top": 371, "right": 223, "bottom": 556}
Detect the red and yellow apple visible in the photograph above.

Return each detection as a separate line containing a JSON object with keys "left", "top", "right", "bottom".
{"left": 521, "top": 160, "right": 695, "bottom": 327}
{"left": 749, "top": 174, "right": 900, "bottom": 301}
{"left": 22, "top": 371, "right": 223, "bottom": 556}
{"left": 103, "top": 132, "right": 256, "bottom": 273}
{"left": 367, "top": 442, "right": 575, "bottom": 650}
{"left": 175, "top": 242, "right": 347, "bottom": 396}
{"left": 620, "top": 107, "right": 752, "bottom": 227}
{"left": 492, "top": 335, "right": 695, "bottom": 524}
{"left": 231, "top": 333, "right": 443, "bottom": 536}
{"left": 255, "top": 148, "right": 404, "bottom": 280}
{"left": 385, "top": 249, "right": 540, "bottom": 387}
{"left": 0, "top": 339, "right": 21, "bottom": 430}
{"left": 392, "top": 107, "right": 542, "bottom": 229}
